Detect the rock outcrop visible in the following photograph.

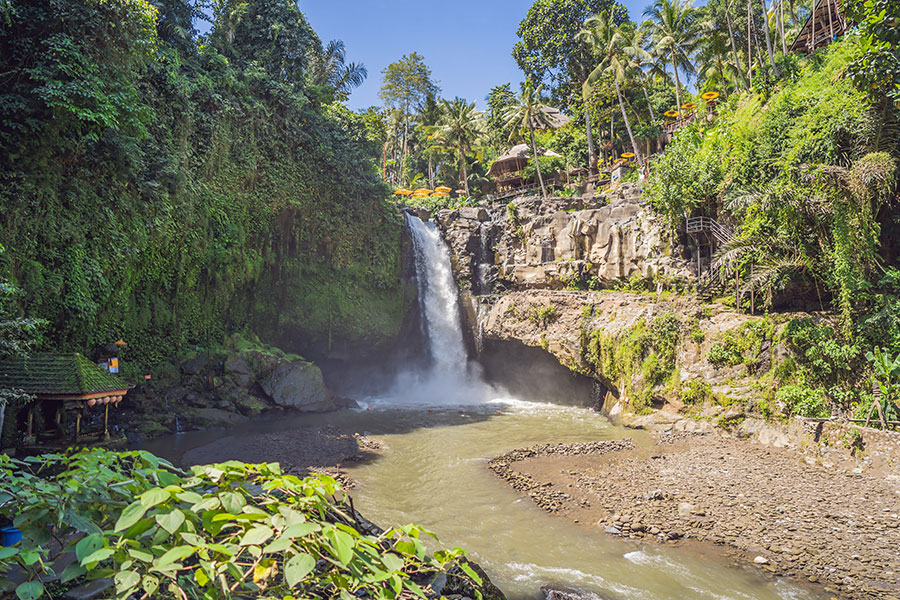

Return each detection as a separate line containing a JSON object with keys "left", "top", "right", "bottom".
{"left": 119, "top": 335, "right": 337, "bottom": 441}
{"left": 436, "top": 184, "right": 693, "bottom": 297}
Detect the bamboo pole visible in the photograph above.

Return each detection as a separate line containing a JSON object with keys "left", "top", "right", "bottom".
{"left": 810, "top": 0, "right": 816, "bottom": 52}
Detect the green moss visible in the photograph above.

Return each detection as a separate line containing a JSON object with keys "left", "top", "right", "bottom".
{"left": 707, "top": 317, "right": 775, "bottom": 370}
{"left": 581, "top": 313, "right": 682, "bottom": 413}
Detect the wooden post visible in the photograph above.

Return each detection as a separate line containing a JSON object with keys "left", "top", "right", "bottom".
{"left": 103, "top": 403, "right": 110, "bottom": 440}
{"left": 750, "top": 263, "right": 755, "bottom": 314}
{"left": 75, "top": 412, "right": 82, "bottom": 440}
{"left": 811, "top": 0, "right": 816, "bottom": 52}
{"left": 26, "top": 406, "right": 33, "bottom": 437}
{"left": 827, "top": 0, "right": 834, "bottom": 40}
{"left": 735, "top": 270, "right": 740, "bottom": 313}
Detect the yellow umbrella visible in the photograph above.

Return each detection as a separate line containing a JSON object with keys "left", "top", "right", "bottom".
{"left": 664, "top": 110, "right": 679, "bottom": 118}
{"left": 621, "top": 152, "right": 635, "bottom": 159}
{"left": 434, "top": 186, "right": 453, "bottom": 194}
{"left": 701, "top": 91, "right": 720, "bottom": 101}
{"left": 455, "top": 189, "right": 467, "bottom": 194}
{"left": 394, "top": 189, "right": 412, "bottom": 196}
{"left": 413, "top": 188, "right": 433, "bottom": 195}
{"left": 680, "top": 103, "right": 697, "bottom": 110}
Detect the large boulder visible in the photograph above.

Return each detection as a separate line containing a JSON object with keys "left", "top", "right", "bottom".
{"left": 224, "top": 355, "right": 253, "bottom": 388}
{"left": 261, "top": 361, "right": 335, "bottom": 412}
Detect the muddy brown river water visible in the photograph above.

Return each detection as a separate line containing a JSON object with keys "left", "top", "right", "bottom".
{"left": 140, "top": 399, "right": 826, "bottom": 600}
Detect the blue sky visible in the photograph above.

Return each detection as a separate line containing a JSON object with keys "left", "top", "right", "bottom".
{"left": 299, "top": 0, "right": 657, "bottom": 110}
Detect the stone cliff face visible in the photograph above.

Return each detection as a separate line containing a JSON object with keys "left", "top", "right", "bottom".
{"left": 436, "top": 183, "right": 694, "bottom": 297}
{"left": 431, "top": 187, "right": 792, "bottom": 416}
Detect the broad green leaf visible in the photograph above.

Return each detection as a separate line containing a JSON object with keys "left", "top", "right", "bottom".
{"left": 240, "top": 525, "right": 273, "bottom": 547}
{"left": 219, "top": 492, "right": 245, "bottom": 514}
{"left": 75, "top": 534, "right": 102, "bottom": 562}
{"left": 459, "top": 561, "right": 483, "bottom": 585}
{"left": 115, "top": 500, "right": 149, "bottom": 532}
{"left": 156, "top": 545, "right": 195, "bottom": 567}
{"left": 15, "top": 581, "right": 43, "bottom": 600}
{"left": 282, "top": 522, "right": 320, "bottom": 539}
{"left": 140, "top": 488, "right": 170, "bottom": 508}
{"left": 176, "top": 491, "right": 203, "bottom": 504}
{"left": 0, "top": 547, "right": 19, "bottom": 560}
{"left": 114, "top": 570, "right": 140, "bottom": 593}
{"left": 325, "top": 529, "right": 354, "bottom": 565}
{"left": 128, "top": 548, "right": 154, "bottom": 563}
{"left": 155, "top": 509, "right": 186, "bottom": 535}
{"left": 195, "top": 567, "right": 210, "bottom": 587}
{"left": 180, "top": 532, "right": 206, "bottom": 547}
{"left": 142, "top": 574, "right": 160, "bottom": 596}
{"left": 380, "top": 553, "right": 404, "bottom": 573}
{"left": 157, "top": 471, "right": 180, "bottom": 486}
{"left": 284, "top": 553, "right": 315, "bottom": 587}
{"left": 262, "top": 537, "right": 293, "bottom": 554}
{"left": 60, "top": 561, "right": 86, "bottom": 583}
{"left": 80, "top": 548, "right": 114, "bottom": 566}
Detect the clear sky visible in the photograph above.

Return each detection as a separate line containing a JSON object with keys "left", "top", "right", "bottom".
{"left": 299, "top": 0, "right": 657, "bottom": 111}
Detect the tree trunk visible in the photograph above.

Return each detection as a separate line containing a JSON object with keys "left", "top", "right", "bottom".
{"left": 529, "top": 125, "right": 547, "bottom": 200}
{"left": 459, "top": 140, "right": 470, "bottom": 197}
{"left": 640, "top": 76, "right": 658, "bottom": 128}
{"left": 401, "top": 104, "right": 409, "bottom": 186}
{"left": 778, "top": 0, "right": 787, "bottom": 54}
{"left": 615, "top": 78, "right": 644, "bottom": 171}
{"left": 671, "top": 53, "right": 684, "bottom": 113}
{"left": 585, "top": 110, "right": 597, "bottom": 174}
{"left": 428, "top": 151, "right": 434, "bottom": 190}
{"left": 724, "top": 1, "right": 746, "bottom": 89}
{"left": 761, "top": 0, "right": 779, "bottom": 74}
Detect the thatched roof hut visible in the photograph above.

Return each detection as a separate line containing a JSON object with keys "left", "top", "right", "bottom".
{"left": 489, "top": 144, "right": 562, "bottom": 178}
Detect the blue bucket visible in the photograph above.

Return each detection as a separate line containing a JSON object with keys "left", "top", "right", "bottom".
{"left": 0, "top": 526, "right": 22, "bottom": 546}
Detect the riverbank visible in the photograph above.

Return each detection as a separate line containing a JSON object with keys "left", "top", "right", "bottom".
{"left": 489, "top": 429, "right": 900, "bottom": 600}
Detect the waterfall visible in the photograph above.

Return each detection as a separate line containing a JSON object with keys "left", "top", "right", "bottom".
{"left": 406, "top": 214, "right": 469, "bottom": 378}
{"left": 364, "top": 214, "right": 504, "bottom": 409}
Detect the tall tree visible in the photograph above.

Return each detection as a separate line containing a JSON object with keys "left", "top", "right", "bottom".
{"left": 578, "top": 12, "right": 645, "bottom": 170}
{"left": 378, "top": 53, "right": 439, "bottom": 185}
{"left": 503, "top": 81, "right": 555, "bottom": 199}
{"left": 643, "top": 0, "right": 699, "bottom": 113}
{"left": 514, "top": 0, "right": 628, "bottom": 171}
{"left": 486, "top": 83, "right": 517, "bottom": 151}
{"left": 621, "top": 24, "right": 659, "bottom": 129}
{"left": 435, "top": 98, "right": 484, "bottom": 197}
{"left": 307, "top": 39, "right": 367, "bottom": 100}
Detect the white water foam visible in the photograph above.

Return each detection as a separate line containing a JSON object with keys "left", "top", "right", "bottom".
{"left": 359, "top": 215, "right": 509, "bottom": 409}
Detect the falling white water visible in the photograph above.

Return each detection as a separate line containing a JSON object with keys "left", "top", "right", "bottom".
{"left": 360, "top": 215, "right": 506, "bottom": 409}
{"left": 407, "top": 214, "right": 469, "bottom": 378}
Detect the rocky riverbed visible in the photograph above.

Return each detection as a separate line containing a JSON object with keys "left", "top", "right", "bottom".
{"left": 490, "top": 430, "right": 900, "bottom": 600}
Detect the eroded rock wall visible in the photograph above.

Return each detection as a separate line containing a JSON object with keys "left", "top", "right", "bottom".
{"left": 435, "top": 184, "right": 694, "bottom": 296}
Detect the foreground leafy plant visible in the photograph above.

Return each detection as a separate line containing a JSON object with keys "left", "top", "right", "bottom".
{"left": 0, "top": 450, "right": 485, "bottom": 600}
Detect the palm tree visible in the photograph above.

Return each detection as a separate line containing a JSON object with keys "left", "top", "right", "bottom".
{"left": 307, "top": 40, "right": 367, "bottom": 99}
{"left": 643, "top": 0, "right": 699, "bottom": 113}
{"left": 578, "top": 12, "right": 645, "bottom": 171}
{"left": 622, "top": 24, "right": 659, "bottom": 129}
{"left": 696, "top": 20, "right": 741, "bottom": 95}
{"left": 503, "top": 81, "right": 555, "bottom": 199}
{"left": 435, "top": 98, "right": 484, "bottom": 197}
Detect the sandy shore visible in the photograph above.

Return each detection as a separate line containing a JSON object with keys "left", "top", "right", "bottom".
{"left": 489, "top": 431, "right": 900, "bottom": 600}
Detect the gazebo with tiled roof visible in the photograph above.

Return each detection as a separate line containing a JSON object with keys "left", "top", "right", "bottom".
{"left": 0, "top": 353, "right": 132, "bottom": 445}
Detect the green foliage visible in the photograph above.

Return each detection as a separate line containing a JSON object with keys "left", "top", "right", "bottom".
{"left": 522, "top": 155, "right": 567, "bottom": 179}
{"left": 0, "top": 0, "right": 408, "bottom": 365}
{"left": 680, "top": 378, "right": 712, "bottom": 405}
{"left": 866, "top": 346, "right": 900, "bottom": 419}
{"left": 528, "top": 305, "right": 559, "bottom": 327}
{"left": 775, "top": 384, "right": 829, "bottom": 418}
{"left": 706, "top": 318, "right": 774, "bottom": 370}
{"left": 513, "top": 0, "right": 628, "bottom": 108}
{"left": 0, "top": 450, "right": 486, "bottom": 600}
{"left": 506, "top": 203, "right": 526, "bottom": 241}
{"left": 844, "top": 0, "right": 900, "bottom": 102}
{"left": 582, "top": 313, "right": 681, "bottom": 412}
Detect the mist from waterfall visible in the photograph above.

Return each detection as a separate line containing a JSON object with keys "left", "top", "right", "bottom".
{"left": 361, "top": 214, "right": 505, "bottom": 409}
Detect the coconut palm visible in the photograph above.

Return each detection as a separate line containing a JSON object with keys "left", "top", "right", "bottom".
{"left": 307, "top": 39, "right": 367, "bottom": 99}
{"left": 643, "top": 0, "right": 699, "bottom": 113}
{"left": 435, "top": 98, "right": 484, "bottom": 197}
{"left": 503, "top": 81, "right": 555, "bottom": 199}
{"left": 577, "top": 12, "right": 645, "bottom": 171}
{"left": 621, "top": 24, "right": 659, "bottom": 128}
{"left": 696, "top": 20, "right": 741, "bottom": 95}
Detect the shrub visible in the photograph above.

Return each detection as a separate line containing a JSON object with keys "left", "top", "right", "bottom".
{"left": 776, "top": 384, "right": 830, "bottom": 418}
{"left": 681, "top": 379, "right": 713, "bottom": 405}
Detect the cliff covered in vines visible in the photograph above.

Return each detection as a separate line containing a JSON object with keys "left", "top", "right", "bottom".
{"left": 0, "top": 0, "right": 410, "bottom": 367}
